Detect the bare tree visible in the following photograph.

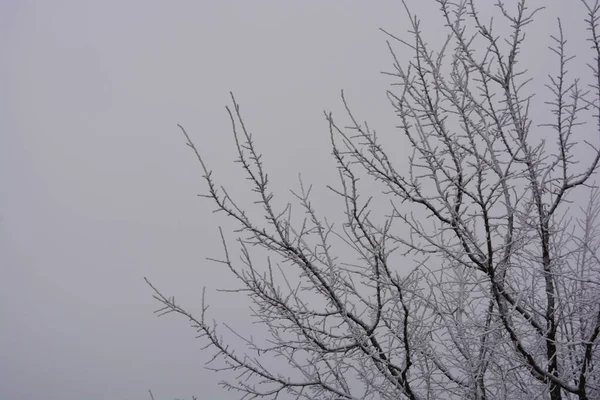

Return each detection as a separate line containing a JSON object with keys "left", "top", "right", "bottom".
{"left": 147, "top": 1, "right": 600, "bottom": 399}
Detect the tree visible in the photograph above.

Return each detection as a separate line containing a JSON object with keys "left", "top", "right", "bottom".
{"left": 146, "top": 1, "right": 600, "bottom": 399}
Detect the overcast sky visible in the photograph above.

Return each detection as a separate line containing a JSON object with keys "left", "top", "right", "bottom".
{"left": 0, "top": 1, "right": 589, "bottom": 400}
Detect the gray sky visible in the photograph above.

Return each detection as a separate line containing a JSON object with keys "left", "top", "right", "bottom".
{"left": 0, "top": 1, "right": 586, "bottom": 400}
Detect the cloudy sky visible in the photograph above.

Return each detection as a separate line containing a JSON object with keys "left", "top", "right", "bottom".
{"left": 0, "top": 1, "right": 587, "bottom": 399}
